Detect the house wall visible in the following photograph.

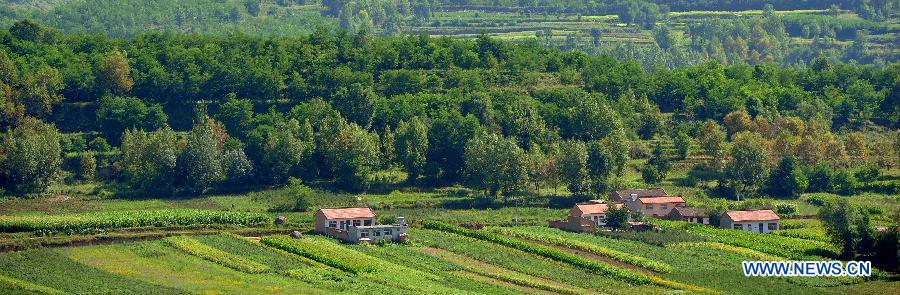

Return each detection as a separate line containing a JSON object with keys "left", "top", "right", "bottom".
{"left": 349, "top": 225, "right": 408, "bottom": 243}
{"left": 721, "top": 218, "right": 779, "bottom": 233}
{"left": 314, "top": 214, "right": 376, "bottom": 233}
{"left": 627, "top": 202, "right": 684, "bottom": 217}
{"left": 685, "top": 217, "right": 710, "bottom": 225}
{"left": 582, "top": 213, "right": 608, "bottom": 226}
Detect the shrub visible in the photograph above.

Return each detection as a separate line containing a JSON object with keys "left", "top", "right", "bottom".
{"left": 805, "top": 195, "right": 832, "bottom": 206}
{"left": 88, "top": 137, "right": 111, "bottom": 152}
{"left": 423, "top": 221, "right": 653, "bottom": 285}
{"left": 775, "top": 203, "right": 797, "bottom": 216}
{"left": 831, "top": 170, "right": 858, "bottom": 195}
{"left": 856, "top": 181, "right": 899, "bottom": 194}
{"left": 641, "top": 165, "right": 662, "bottom": 184}
{"left": 165, "top": 236, "right": 270, "bottom": 273}
{"left": 78, "top": 153, "right": 97, "bottom": 181}
{"left": 853, "top": 166, "right": 880, "bottom": 183}
{"left": 60, "top": 134, "right": 87, "bottom": 154}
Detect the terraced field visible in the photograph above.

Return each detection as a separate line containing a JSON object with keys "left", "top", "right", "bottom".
{"left": 0, "top": 221, "right": 897, "bottom": 294}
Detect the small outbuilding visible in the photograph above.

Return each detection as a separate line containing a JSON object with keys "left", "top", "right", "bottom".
{"left": 667, "top": 206, "right": 709, "bottom": 225}
{"left": 720, "top": 210, "right": 780, "bottom": 234}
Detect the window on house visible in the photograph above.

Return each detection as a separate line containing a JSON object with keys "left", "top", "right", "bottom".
{"left": 374, "top": 230, "right": 381, "bottom": 237}
{"left": 660, "top": 205, "right": 668, "bottom": 209}
{"left": 363, "top": 219, "right": 372, "bottom": 226}
{"left": 385, "top": 229, "right": 393, "bottom": 236}
{"left": 360, "top": 231, "right": 369, "bottom": 238}
{"left": 329, "top": 221, "right": 337, "bottom": 228}
{"left": 353, "top": 220, "right": 361, "bottom": 227}
{"left": 733, "top": 224, "right": 742, "bottom": 230}
{"left": 768, "top": 223, "right": 778, "bottom": 231}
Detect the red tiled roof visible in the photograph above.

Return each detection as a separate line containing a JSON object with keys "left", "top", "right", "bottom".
{"left": 638, "top": 196, "right": 685, "bottom": 204}
{"left": 725, "top": 210, "right": 780, "bottom": 222}
{"left": 573, "top": 203, "right": 624, "bottom": 215}
{"left": 318, "top": 207, "right": 376, "bottom": 219}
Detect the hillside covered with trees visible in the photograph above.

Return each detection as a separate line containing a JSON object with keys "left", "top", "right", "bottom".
{"left": 0, "top": 19, "right": 895, "bottom": 202}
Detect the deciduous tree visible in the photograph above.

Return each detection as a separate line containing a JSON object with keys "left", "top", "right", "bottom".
{"left": 395, "top": 117, "right": 429, "bottom": 181}
{"left": 0, "top": 118, "right": 62, "bottom": 194}
{"left": 464, "top": 131, "right": 528, "bottom": 196}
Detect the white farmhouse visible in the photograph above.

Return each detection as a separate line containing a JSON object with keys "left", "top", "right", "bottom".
{"left": 720, "top": 210, "right": 780, "bottom": 234}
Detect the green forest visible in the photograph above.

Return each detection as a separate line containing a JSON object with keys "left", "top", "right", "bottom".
{"left": 0, "top": 17, "right": 895, "bottom": 199}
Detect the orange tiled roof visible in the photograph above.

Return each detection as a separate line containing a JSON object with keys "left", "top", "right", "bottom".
{"left": 574, "top": 203, "right": 624, "bottom": 215}
{"left": 318, "top": 207, "right": 376, "bottom": 219}
{"left": 725, "top": 210, "right": 780, "bottom": 222}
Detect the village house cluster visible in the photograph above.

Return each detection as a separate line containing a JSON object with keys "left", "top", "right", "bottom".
{"left": 312, "top": 188, "right": 780, "bottom": 243}
{"left": 552, "top": 188, "right": 780, "bottom": 234}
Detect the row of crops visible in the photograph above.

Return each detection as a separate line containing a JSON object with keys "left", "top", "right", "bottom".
{"left": 656, "top": 220, "right": 839, "bottom": 260}
{"left": 164, "top": 236, "right": 271, "bottom": 274}
{"left": 0, "top": 273, "right": 64, "bottom": 295}
{"left": 423, "top": 220, "right": 655, "bottom": 285}
{"left": 261, "top": 235, "right": 376, "bottom": 274}
{"left": 488, "top": 226, "right": 674, "bottom": 273}
{"left": 0, "top": 209, "right": 270, "bottom": 233}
